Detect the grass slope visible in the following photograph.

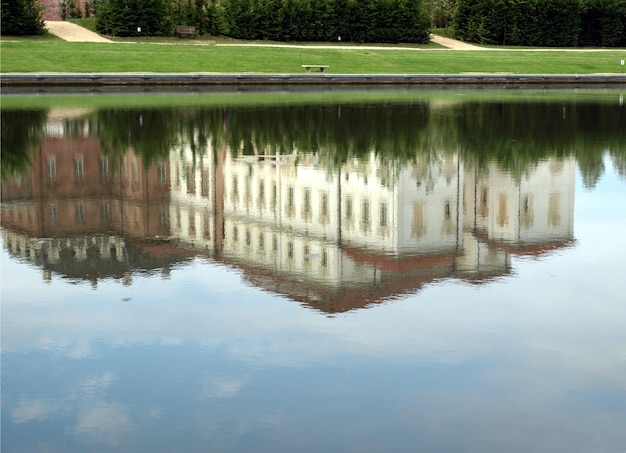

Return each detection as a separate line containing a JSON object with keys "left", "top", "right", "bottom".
{"left": 1, "top": 40, "right": 625, "bottom": 74}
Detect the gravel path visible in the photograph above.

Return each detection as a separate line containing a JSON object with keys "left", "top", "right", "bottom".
{"left": 45, "top": 21, "right": 112, "bottom": 43}
{"left": 45, "top": 20, "right": 480, "bottom": 50}
{"left": 430, "top": 34, "right": 485, "bottom": 50}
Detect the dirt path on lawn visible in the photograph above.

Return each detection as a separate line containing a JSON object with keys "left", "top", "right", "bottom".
{"left": 45, "top": 21, "right": 112, "bottom": 43}
{"left": 45, "top": 20, "right": 482, "bottom": 49}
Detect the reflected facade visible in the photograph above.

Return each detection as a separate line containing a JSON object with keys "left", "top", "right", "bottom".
{"left": 2, "top": 104, "right": 578, "bottom": 311}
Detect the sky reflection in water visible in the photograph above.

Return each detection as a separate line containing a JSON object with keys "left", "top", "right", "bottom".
{"left": 1, "top": 90, "right": 626, "bottom": 452}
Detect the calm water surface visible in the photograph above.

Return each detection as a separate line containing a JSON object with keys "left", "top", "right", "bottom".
{"left": 1, "top": 89, "right": 626, "bottom": 452}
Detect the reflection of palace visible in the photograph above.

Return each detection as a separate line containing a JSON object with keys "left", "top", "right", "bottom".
{"left": 1, "top": 113, "right": 575, "bottom": 311}
{"left": 1, "top": 113, "right": 189, "bottom": 286}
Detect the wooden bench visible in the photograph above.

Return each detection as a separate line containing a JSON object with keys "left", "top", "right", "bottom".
{"left": 302, "top": 65, "right": 329, "bottom": 72}
{"left": 175, "top": 25, "right": 198, "bottom": 38}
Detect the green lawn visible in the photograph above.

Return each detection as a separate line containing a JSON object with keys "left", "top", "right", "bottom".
{"left": 1, "top": 39, "right": 625, "bottom": 74}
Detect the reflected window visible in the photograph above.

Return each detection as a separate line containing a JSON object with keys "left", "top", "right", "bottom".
{"left": 259, "top": 233, "right": 265, "bottom": 250}
{"left": 442, "top": 200, "right": 455, "bottom": 235}
{"left": 201, "top": 168, "right": 209, "bottom": 196}
{"left": 303, "top": 188, "right": 311, "bottom": 218}
{"left": 321, "top": 192, "right": 329, "bottom": 217}
{"left": 271, "top": 183, "right": 277, "bottom": 210}
{"left": 48, "top": 156, "right": 56, "bottom": 181}
{"left": 160, "top": 208, "right": 167, "bottom": 226}
{"left": 132, "top": 160, "right": 139, "bottom": 184}
{"left": 286, "top": 186, "right": 294, "bottom": 216}
{"left": 287, "top": 241, "right": 294, "bottom": 259}
{"left": 479, "top": 187, "right": 489, "bottom": 218}
{"left": 203, "top": 212, "right": 211, "bottom": 239}
{"left": 160, "top": 163, "right": 168, "bottom": 185}
{"left": 259, "top": 181, "right": 266, "bottom": 209}
{"left": 362, "top": 199, "right": 370, "bottom": 225}
{"left": 497, "top": 194, "right": 509, "bottom": 228}
{"left": 245, "top": 178, "right": 251, "bottom": 207}
{"left": 102, "top": 200, "right": 110, "bottom": 220}
{"left": 548, "top": 193, "right": 561, "bottom": 226}
{"left": 187, "top": 165, "right": 195, "bottom": 194}
{"left": 550, "top": 159, "right": 564, "bottom": 174}
{"left": 189, "top": 210, "right": 196, "bottom": 236}
{"left": 346, "top": 197, "right": 353, "bottom": 220}
{"left": 233, "top": 226, "right": 239, "bottom": 243}
{"left": 75, "top": 154, "right": 84, "bottom": 182}
{"left": 232, "top": 176, "right": 239, "bottom": 202}
{"left": 412, "top": 202, "right": 426, "bottom": 238}
{"left": 322, "top": 249, "right": 328, "bottom": 267}
{"left": 77, "top": 202, "right": 85, "bottom": 223}
{"left": 50, "top": 203, "right": 57, "bottom": 225}
{"left": 521, "top": 194, "right": 534, "bottom": 229}
{"left": 380, "top": 202, "right": 388, "bottom": 227}
{"left": 100, "top": 156, "right": 109, "bottom": 180}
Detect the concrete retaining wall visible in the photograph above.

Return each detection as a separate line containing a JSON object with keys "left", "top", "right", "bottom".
{"left": 2, "top": 73, "right": 625, "bottom": 89}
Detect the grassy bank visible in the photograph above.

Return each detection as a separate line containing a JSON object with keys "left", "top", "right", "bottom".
{"left": 1, "top": 40, "right": 625, "bottom": 74}
{"left": 0, "top": 88, "right": 618, "bottom": 111}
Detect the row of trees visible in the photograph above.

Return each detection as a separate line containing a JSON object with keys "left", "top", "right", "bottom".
{"left": 1, "top": 0, "right": 45, "bottom": 35}
{"left": 95, "top": 0, "right": 431, "bottom": 43}
{"left": 3, "top": 0, "right": 624, "bottom": 47}
{"left": 221, "top": 0, "right": 430, "bottom": 43}
{"left": 453, "top": 0, "right": 626, "bottom": 47}
{"left": 4, "top": 99, "right": 625, "bottom": 188}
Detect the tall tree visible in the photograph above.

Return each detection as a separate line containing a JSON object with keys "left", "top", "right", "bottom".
{"left": 96, "top": 0, "right": 171, "bottom": 36}
{"left": 1, "top": 0, "right": 45, "bottom": 35}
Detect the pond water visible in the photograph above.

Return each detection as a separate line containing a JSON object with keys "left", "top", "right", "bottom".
{"left": 1, "top": 88, "right": 626, "bottom": 452}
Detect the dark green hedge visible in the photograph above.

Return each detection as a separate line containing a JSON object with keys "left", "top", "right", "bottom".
{"left": 220, "top": 0, "right": 430, "bottom": 43}
{"left": 579, "top": 0, "right": 626, "bottom": 46}
{"left": 96, "top": 0, "right": 171, "bottom": 36}
{"left": 1, "top": 0, "right": 45, "bottom": 35}
{"left": 452, "top": 0, "right": 625, "bottom": 47}
{"left": 95, "top": 0, "right": 430, "bottom": 43}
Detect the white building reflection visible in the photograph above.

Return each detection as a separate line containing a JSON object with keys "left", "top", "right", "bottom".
{"left": 1, "top": 117, "right": 576, "bottom": 312}
{"left": 166, "top": 138, "right": 575, "bottom": 311}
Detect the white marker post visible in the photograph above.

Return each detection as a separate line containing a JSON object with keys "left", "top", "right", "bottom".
{"left": 621, "top": 59, "right": 624, "bottom": 73}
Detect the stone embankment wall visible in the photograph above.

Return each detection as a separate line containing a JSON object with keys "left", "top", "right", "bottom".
{"left": 2, "top": 74, "right": 626, "bottom": 91}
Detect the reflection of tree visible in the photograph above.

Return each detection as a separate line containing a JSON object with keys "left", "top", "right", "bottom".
{"left": 430, "top": 100, "right": 626, "bottom": 185}
{"left": 610, "top": 149, "right": 626, "bottom": 182}
{"left": 5, "top": 99, "right": 625, "bottom": 189}
{"left": 219, "top": 103, "right": 431, "bottom": 164}
{"left": 96, "top": 109, "right": 179, "bottom": 172}
{"left": 214, "top": 100, "right": 625, "bottom": 186}
{"left": 578, "top": 149, "right": 606, "bottom": 189}
{"left": 0, "top": 109, "right": 47, "bottom": 180}
{"left": 173, "top": 107, "right": 216, "bottom": 163}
